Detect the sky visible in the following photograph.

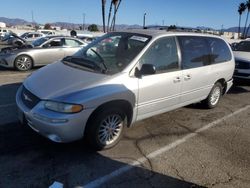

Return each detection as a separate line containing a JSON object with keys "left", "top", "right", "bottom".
{"left": 0, "top": 0, "right": 246, "bottom": 29}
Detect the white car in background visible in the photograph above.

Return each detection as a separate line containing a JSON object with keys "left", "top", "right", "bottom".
{"left": 0, "top": 28, "right": 10, "bottom": 38}
{"left": 233, "top": 41, "right": 250, "bottom": 80}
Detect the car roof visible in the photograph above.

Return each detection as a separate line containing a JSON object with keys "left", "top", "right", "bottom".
{"left": 44, "top": 35, "right": 81, "bottom": 39}
{"left": 114, "top": 29, "right": 222, "bottom": 39}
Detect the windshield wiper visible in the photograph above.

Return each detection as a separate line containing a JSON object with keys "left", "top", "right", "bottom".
{"left": 90, "top": 48, "right": 108, "bottom": 73}
{"left": 62, "top": 56, "right": 106, "bottom": 73}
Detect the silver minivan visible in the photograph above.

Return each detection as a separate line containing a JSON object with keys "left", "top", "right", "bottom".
{"left": 16, "top": 30, "right": 234, "bottom": 150}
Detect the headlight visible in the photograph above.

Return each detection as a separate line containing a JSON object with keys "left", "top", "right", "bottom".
{"left": 44, "top": 101, "right": 83, "bottom": 113}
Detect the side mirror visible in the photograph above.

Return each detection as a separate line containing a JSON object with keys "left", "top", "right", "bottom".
{"left": 135, "top": 64, "right": 156, "bottom": 77}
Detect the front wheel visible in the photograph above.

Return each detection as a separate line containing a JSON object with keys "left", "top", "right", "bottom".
{"left": 202, "top": 82, "right": 222, "bottom": 109}
{"left": 85, "top": 107, "right": 126, "bottom": 150}
{"left": 14, "top": 55, "right": 33, "bottom": 71}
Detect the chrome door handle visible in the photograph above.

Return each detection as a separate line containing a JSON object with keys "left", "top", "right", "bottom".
{"left": 184, "top": 74, "right": 191, "bottom": 81}
{"left": 173, "top": 77, "right": 181, "bottom": 83}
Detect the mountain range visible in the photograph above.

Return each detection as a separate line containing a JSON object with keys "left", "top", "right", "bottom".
{"left": 0, "top": 17, "right": 142, "bottom": 30}
{"left": 0, "top": 16, "right": 241, "bottom": 32}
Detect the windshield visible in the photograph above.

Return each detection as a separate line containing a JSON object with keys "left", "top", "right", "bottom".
{"left": 65, "top": 32, "right": 151, "bottom": 75}
{"left": 32, "top": 37, "right": 49, "bottom": 47}
{"left": 233, "top": 41, "right": 250, "bottom": 52}
{"left": 20, "top": 32, "right": 29, "bottom": 38}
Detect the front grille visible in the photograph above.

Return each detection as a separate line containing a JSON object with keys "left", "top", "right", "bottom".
{"left": 21, "top": 86, "right": 40, "bottom": 109}
{"left": 235, "top": 60, "right": 250, "bottom": 69}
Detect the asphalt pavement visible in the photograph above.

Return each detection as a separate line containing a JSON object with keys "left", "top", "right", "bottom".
{"left": 0, "top": 51, "right": 250, "bottom": 188}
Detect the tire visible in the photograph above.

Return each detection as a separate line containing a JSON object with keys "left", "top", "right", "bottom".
{"left": 202, "top": 82, "right": 223, "bottom": 109}
{"left": 85, "top": 107, "right": 127, "bottom": 150}
{"left": 14, "top": 55, "right": 33, "bottom": 71}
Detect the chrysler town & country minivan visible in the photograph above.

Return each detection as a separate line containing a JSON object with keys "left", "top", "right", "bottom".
{"left": 16, "top": 30, "right": 234, "bottom": 150}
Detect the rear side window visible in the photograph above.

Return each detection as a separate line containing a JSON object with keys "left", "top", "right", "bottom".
{"left": 178, "top": 36, "right": 210, "bottom": 69}
{"left": 178, "top": 36, "right": 232, "bottom": 69}
{"left": 206, "top": 37, "right": 232, "bottom": 63}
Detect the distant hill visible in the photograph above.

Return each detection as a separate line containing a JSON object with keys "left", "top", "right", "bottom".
{"left": 3, "top": 16, "right": 245, "bottom": 32}
{"left": 0, "top": 17, "right": 30, "bottom": 26}
{"left": 0, "top": 16, "right": 142, "bottom": 30}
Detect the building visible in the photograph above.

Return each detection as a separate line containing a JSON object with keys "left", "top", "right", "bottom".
{"left": 0, "top": 22, "right": 6, "bottom": 28}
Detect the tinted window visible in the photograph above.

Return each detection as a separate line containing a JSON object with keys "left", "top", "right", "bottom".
{"left": 64, "top": 39, "right": 81, "bottom": 47}
{"left": 44, "top": 39, "right": 62, "bottom": 47}
{"left": 139, "top": 37, "right": 179, "bottom": 73}
{"left": 234, "top": 41, "right": 250, "bottom": 52}
{"left": 178, "top": 36, "right": 210, "bottom": 69}
{"left": 207, "top": 37, "right": 232, "bottom": 63}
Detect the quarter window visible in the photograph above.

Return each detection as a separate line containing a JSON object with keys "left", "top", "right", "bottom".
{"left": 139, "top": 37, "right": 179, "bottom": 73}
{"left": 207, "top": 37, "right": 232, "bottom": 63}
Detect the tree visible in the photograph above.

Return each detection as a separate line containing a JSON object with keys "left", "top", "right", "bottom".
{"left": 44, "top": 23, "right": 52, "bottom": 30}
{"left": 107, "top": 0, "right": 114, "bottom": 32}
{"left": 101, "top": 0, "right": 106, "bottom": 32}
{"left": 88, "top": 24, "right": 99, "bottom": 32}
{"left": 238, "top": 3, "right": 246, "bottom": 39}
{"left": 110, "top": 0, "right": 122, "bottom": 31}
{"left": 101, "top": 0, "right": 123, "bottom": 32}
{"left": 244, "top": 0, "right": 250, "bottom": 38}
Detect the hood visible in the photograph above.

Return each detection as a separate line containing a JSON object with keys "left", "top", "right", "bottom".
{"left": 233, "top": 51, "right": 250, "bottom": 61}
{"left": 0, "top": 44, "right": 33, "bottom": 53}
{"left": 24, "top": 61, "right": 108, "bottom": 99}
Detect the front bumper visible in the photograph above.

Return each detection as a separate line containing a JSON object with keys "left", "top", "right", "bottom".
{"left": 16, "top": 85, "right": 94, "bottom": 143}
{"left": 0, "top": 54, "right": 15, "bottom": 68}
{"left": 234, "top": 69, "right": 250, "bottom": 80}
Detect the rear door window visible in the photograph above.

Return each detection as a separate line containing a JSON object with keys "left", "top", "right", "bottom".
{"left": 178, "top": 36, "right": 210, "bottom": 69}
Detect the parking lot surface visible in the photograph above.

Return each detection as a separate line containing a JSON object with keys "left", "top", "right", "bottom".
{"left": 0, "top": 49, "right": 250, "bottom": 187}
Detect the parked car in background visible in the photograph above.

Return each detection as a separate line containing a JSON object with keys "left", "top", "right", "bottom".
{"left": 232, "top": 41, "right": 250, "bottom": 80}
{"left": 16, "top": 30, "right": 234, "bottom": 150}
{"left": 0, "top": 36, "right": 87, "bottom": 71}
{"left": 0, "top": 32, "right": 27, "bottom": 46}
{"left": 0, "top": 28, "right": 10, "bottom": 38}
{"left": 77, "top": 34, "right": 97, "bottom": 44}
{"left": 19, "top": 32, "right": 46, "bottom": 43}
{"left": 38, "top": 30, "right": 57, "bottom": 36}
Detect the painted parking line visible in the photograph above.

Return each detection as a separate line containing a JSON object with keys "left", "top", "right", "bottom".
{"left": 0, "top": 103, "right": 16, "bottom": 108}
{"left": 60, "top": 105, "right": 250, "bottom": 188}
{"left": 0, "top": 73, "right": 31, "bottom": 77}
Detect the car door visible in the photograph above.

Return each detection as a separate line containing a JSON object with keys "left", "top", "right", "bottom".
{"left": 34, "top": 38, "right": 65, "bottom": 65}
{"left": 63, "top": 38, "right": 83, "bottom": 57}
{"left": 177, "top": 36, "right": 212, "bottom": 104}
{"left": 136, "top": 37, "right": 182, "bottom": 120}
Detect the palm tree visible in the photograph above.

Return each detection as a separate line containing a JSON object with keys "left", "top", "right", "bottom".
{"left": 107, "top": 0, "right": 114, "bottom": 32}
{"left": 107, "top": 0, "right": 118, "bottom": 31}
{"left": 238, "top": 3, "right": 246, "bottom": 39}
{"left": 243, "top": 0, "right": 250, "bottom": 38}
{"left": 110, "top": 0, "right": 122, "bottom": 31}
{"left": 101, "top": 0, "right": 106, "bottom": 33}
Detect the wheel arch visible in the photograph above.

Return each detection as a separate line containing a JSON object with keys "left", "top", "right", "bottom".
{"left": 85, "top": 99, "right": 134, "bottom": 133}
{"left": 14, "top": 54, "right": 34, "bottom": 68}
{"left": 215, "top": 78, "right": 227, "bottom": 95}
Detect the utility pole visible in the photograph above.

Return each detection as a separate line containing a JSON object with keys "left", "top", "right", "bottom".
{"left": 143, "top": 13, "right": 146, "bottom": 29}
{"left": 31, "top": 10, "right": 34, "bottom": 29}
{"left": 82, "top": 13, "right": 85, "bottom": 30}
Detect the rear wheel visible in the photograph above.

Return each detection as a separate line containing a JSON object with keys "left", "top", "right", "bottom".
{"left": 202, "top": 82, "right": 222, "bottom": 109}
{"left": 85, "top": 107, "right": 126, "bottom": 150}
{"left": 14, "top": 55, "right": 33, "bottom": 71}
